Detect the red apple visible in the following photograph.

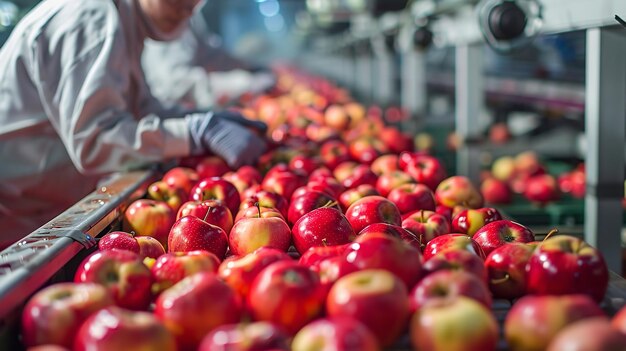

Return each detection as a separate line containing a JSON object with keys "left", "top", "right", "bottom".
{"left": 74, "top": 307, "right": 176, "bottom": 351}
{"left": 484, "top": 242, "right": 536, "bottom": 300}
{"left": 422, "top": 249, "right": 488, "bottom": 282}
{"left": 288, "top": 189, "right": 339, "bottom": 226}
{"left": 236, "top": 165, "right": 263, "bottom": 184}
{"left": 168, "top": 215, "right": 229, "bottom": 259}
{"left": 195, "top": 155, "right": 230, "bottom": 179}
{"left": 515, "top": 151, "right": 542, "bottom": 175}
{"left": 248, "top": 261, "right": 325, "bottom": 334}
{"left": 374, "top": 170, "right": 414, "bottom": 197}
{"left": 261, "top": 170, "right": 307, "bottom": 200}
{"left": 611, "top": 304, "right": 626, "bottom": 334}
{"left": 21, "top": 283, "right": 113, "bottom": 348}
{"left": 320, "top": 140, "right": 351, "bottom": 170}
{"left": 98, "top": 231, "right": 140, "bottom": 254}
{"left": 324, "top": 104, "right": 350, "bottom": 130}
{"left": 316, "top": 255, "right": 359, "bottom": 289}
{"left": 435, "top": 204, "right": 453, "bottom": 223}
{"left": 234, "top": 205, "right": 285, "bottom": 222}
{"left": 422, "top": 233, "right": 486, "bottom": 261}
{"left": 348, "top": 136, "right": 387, "bottom": 165}
{"left": 358, "top": 223, "right": 422, "bottom": 251}
{"left": 338, "top": 185, "right": 379, "bottom": 211}
{"left": 371, "top": 154, "right": 399, "bottom": 176}
{"left": 151, "top": 250, "right": 220, "bottom": 294}
{"left": 155, "top": 272, "right": 243, "bottom": 351}
{"left": 345, "top": 196, "right": 402, "bottom": 233}
{"left": 547, "top": 317, "right": 626, "bottom": 351}
{"left": 147, "top": 180, "right": 188, "bottom": 212}
{"left": 489, "top": 122, "right": 511, "bottom": 144}
{"left": 387, "top": 183, "right": 436, "bottom": 215}
{"left": 472, "top": 220, "right": 534, "bottom": 256}
{"left": 326, "top": 269, "right": 409, "bottom": 347}
{"left": 526, "top": 235, "right": 609, "bottom": 302}
{"left": 298, "top": 244, "right": 349, "bottom": 269}
{"left": 524, "top": 174, "right": 560, "bottom": 205}
{"left": 162, "top": 166, "right": 199, "bottom": 194}
{"left": 401, "top": 210, "right": 451, "bottom": 246}
{"left": 292, "top": 317, "right": 380, "bottom": 351}
{"left": 504, "top": 294, "right": 606, "bottom": 351}
{"left": 136, "top": 236, "right": 166, "bottom": 259}
{"left": 309, "top": 167, "right": 334, "bottom": 182}
{"left": 410, "top": 297, "right": 499, "bottom": 351}
{"left": 289, "top": 154, "right": 321, "bottom": 176}
{"left": 241, "top": 190, "right": 289, "bottom": 220}
{"left": 409, "top": 270, "right": 492, "bottom": 313}
{"left": 333, "top": 161, "right": 359, "bottom": 184}
{"left": 122, "top": 199, "right": 175, "bottom": 248}
{"left": 189, "top": 177, "right": 240, "bottom": 216}
{"left": 176, "top": 199, "right": 234, "bottom": 234}
{"left": 451, "top": 207, "right": 502, "bottom": 237}
{"left": 199, "top": 321, "right": 291, "bottom": 351}
{"left": 344, "top": 232, "right": 423, "bottom": 289}
{"left": 223, "top": 171, "right": 259, "bottom": 196}
{"left": 380, "top": 127, "right": 414, "bottom": 154}
{"left": 435, "top": 176, "right": 483, "bottom": 209}
{"left": 341, "top": 164, "right": 379, "bottom": 190}
{"left": 292, "top": 207, "right": 355, "bottom": 254}
{"left": 403, "top": 155, "right": 447, "bottom": 190}
{"left": 481, "top": 177, "right": 512, "bottom": 204}
{"left": 307, "top": 176, "right": 345, "bottom": 199}
{"left": 229, "top": 211, "right": 292, "bottom": 256}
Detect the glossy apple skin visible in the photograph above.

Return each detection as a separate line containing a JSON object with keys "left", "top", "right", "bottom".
{"left": 241, "top": 190, "right": 289, "bottom": 220}
{"left": 401, "top": 210, "right": 450, "bottom": 246}
{"left": 342, "top": 164, "right": 379, "bottom": 190}
{"left": 21, "top": 283, "right": 113, "bottom": 348}
{"left": 435, "top": 176, "right": 484, "bottom": 209}
{"left": 410, "top": 297, "right": 499, "bottom": 351}
{"left": 326, "top": 269, "right": 409, "bottom": 347}
{"left": 155, "top": 272, "right": 243, "bottom": 351}
{"left": 261, "top": 170, "right": 307, "bottom": 201}
{"left": 371, "top": 154, "right": 400, "bottom": 176}
{"left": 168, "top": 215, "right": 229, "bottom": 259}
{"left": 248, "top": 261, "right": 325, "bottom": 335}
{"left": 74, "top": 250, "right": 152, "bottom": 310}
{"left": 234, "top": 206, "right": 285, "bottom": 222}
{"left": 298, "top": 244, "right": 349, "bottom": 269}
{"left": 344, "top": 232, "right": 423, "bottom": 290}
{"left": 348, "top": 136, "right": 387, "bottom": 165}
{"left": 195, "top": 155, "right": 231, "bottom": 179}
{"left": 358, "top": 223, "right": 421, "bottom": 251}
{"left": 472, "top": 220, "right": 534, "bottom": 256}
{"left": 292, "top": 207, "right": 355, "bottom": 254}
{"left": 339, "top": 185, "right": 379, "bottom": 211}
{"left": 333, "top": 161, "right": 359, "bottom": 183}
{"left": 422, "top": 233, "right": 486, "bottom": 261}
{"left": 289, "top": 155, "right": 321, "bottom": 176}
{"left": 320, "top": 140, "right": 351, "bottom": 170}
{"left": 484, "top": 243, "right": 535, "bottom": 300}
{"left": 292, "top": 317, "right": 380, "bottom": 351}
{"left": 504, "top": 294, "right": 606, "bottom": 351}
{"left": 135, "top": 236, "right": 166, "bottom": 259}
{"left": 74, "top": 306, "right": 176, "bottom": 351}
{"left": 403, "top": 155, "right": 447, "bottom": 190}
{"left": 451, "top": 207, "right": 502, "bottom": 237}
{"left": 375, "top": 170, "right": 414, "bottom": 197}
{"left": 547, "top": 317, "right": 626, "bottom": 351}
{"left": 122, "top": 199, "right": 175, "bottom": 248}
{"left": 176, "top": 199, "right": 234, "bottom": 234}
{"left": 526, "top": 235, "right": 609, "bottom": 303}
{"left": 387, "top": 183, "right": 436, "bottom": 214}
{"left": 229, "top": 216, "right": 292, "bottom": 256}
{"left": 481, "top": 178, "right": 512, "bottom": 204}
{"left": 307, "top": 176, "right": 346, "bottom": 199}
{"left": 162, "top": 166, "right": 199, "bottom": 195}
{"left": 189, "top": 177, "right": 241, "bottom": 217}
{"left": 98, "top": 231, "right": 140, "bottom": 254}
{"left": 524, "top": 174, "right": 560, "bottom": 204}
{"left": 422, "top": 249, "right": 488, "bottom": 283}
{"left": 151, "top": 250, "right": 220, "bottom": 294}
{"left": 288, "top": 190, "right": 339, "bottom": 226}
{"left": 147, "top": 180, "right": 188, "bottom": 212}
{"left": 199, "top": 321, "right": 291, "bottom": 351}
{"left": 345, "top": 196, "right": 402, "bottom": 233}
{"left": 218, "top": 247, "right": 292, "bottom": 302}
{"left": 612, "top": 304, "right": 626, "bottom": 334}
{"left": 409, "top": 270, "right": 492, "bottom": 313}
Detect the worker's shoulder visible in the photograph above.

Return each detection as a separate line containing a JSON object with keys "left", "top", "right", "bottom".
{"left": 50, "top": 0, "right": 121, "bottom": 31}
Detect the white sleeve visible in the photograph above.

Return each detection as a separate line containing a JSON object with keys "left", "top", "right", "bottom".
{"left": 34, "top": 13, "right": 191, "bottom": 175}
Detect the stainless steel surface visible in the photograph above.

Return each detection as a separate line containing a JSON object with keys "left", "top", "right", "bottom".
{"left": 0, "top": 169, "right": 156, "bottom": 319}
{"left": 584, "top": 27, "right": 626, "bottom": 273}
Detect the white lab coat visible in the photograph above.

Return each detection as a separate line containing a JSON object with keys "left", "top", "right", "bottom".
{"left": 0, "top": 0, "right": 192, "bottom": 247}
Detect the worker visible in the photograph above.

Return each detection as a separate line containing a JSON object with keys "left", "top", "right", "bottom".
{"left": 0, "top": 0, "right": 268, "bottom": 249}
{"left": 141, "top": 3, "right": 276, "bottom": 109}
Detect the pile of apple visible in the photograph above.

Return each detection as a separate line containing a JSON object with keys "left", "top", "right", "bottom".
{"left": 20, "top": 70, "right": 626, "bottom": 351}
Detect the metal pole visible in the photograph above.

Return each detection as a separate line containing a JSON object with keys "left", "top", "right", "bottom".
{"left": 401, "top": 48, "right": 426, "bottom": 134}
{"left": 584, "top": 27, "right": 626, "bottom": 273}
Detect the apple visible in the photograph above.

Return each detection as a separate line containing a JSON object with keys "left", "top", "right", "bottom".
{"left": 387, "top": 183, "right": 436, "bottom": 214}
{"left": 298, "top": 244, "right": 349, "bottom": 269}
{"left": 248, "top": 261, "right": 325, "bottom": 335}
{"left": 122, "top": 199, "right": 175, "bottom": 248}
{"left": 548, "top": 317, "right": 626, "bottom": 351}
{"left": 344, "top": 232, "right": 422, "bottom": 289}
{"left": 324, "top": 104, "right": 350, "bottom": 130}
{"left": 155, "top": 272, "right": 243, "bottom": 351}
{"left": 195, "top": 155, "right": 230, "bottom": 179}
{"left": 292, "top": 317, "right": 380, "bottom": 351}
{"left": 484, "top": 243, "right": 536, "bottom": 300}
{"left": 524, "top": 174, "right": 560, "bottom": 205}
{"left": 21, "top": 283, "right": 113, "bottom": 348}
{"left": 168, "top": 215, "right": 229, "bottom": 259}
{"left": 136, "top": 236, "right": 166, "bottom": 259}
{"left": 612, "top": 304, "right": 626, "bottom": 334}
{"left": 229, "top": 208, "right": 292, "bottom": 256}
{"left": 401, "top": 210, "right": 450, "bottom": 246}
{"left": 326, "top": 269, "right": 409, "bottom": 347}
{"left": 241, "top": 190, "right": 289, "bottom": 220}
{"left": 422, "top": 233, "right": 486, "bottom": 261}
{"left": 292, "top": 207, "right": 355, "bottom": 254}
{"left": 403, "top": 155, "right": 447, "bottom": 190}
{"left": 451, "top": 207, "right": 502, "bottom": 237}
{"left": 504, "top": 294, "right": 606, "bottom": 351}
{"left": 338, "top": 185, "right": 379, "bottom": 211}
{"left": 414, "top": 132, "right": 435, "bottom": 152}
{"left": 189, "top": 177, "right": 240, "bottom": 217}
{"left": 289, "top": 154, "right": 321, "bottom": 176}
{"left": 422, "top": 249, "right": 488, "bottom": 283}
{"left": 341, "top": 164, "right": 379, "bottom": 190}
{"left": 235, "top": 205, "right": 285, "bottom": 222}
{"left": 151, "top": 250, "right": 220, "bottom": 294}
{"left": 236, "top": 165, "right": 264, "bottom": 185}
{"left": 489, "top": 122, "right": 511, "bottom": 144}
{"left": 176, "top": 199, "right": 234, "bottom": 234}
{"left": 162, "top": 166, "right": 199, "bottom": 194}
{"left": 375, "top": 170, "right": 414, "bottom": 197}
{"left": 558, "top": 167, "right": 585, "bottom": 199}
{"left": 261, "top": 169, "right": 307, "bottom": 200}
{"left": 491, "top": 156, "right": 516, "bottom": 182}
{"left": 435, "top": 204, "right": 453, "bottom": 223}
{"left": 333, "top": 161, "right": 359, "bottom": 184}
{"left": 358, "top": 223, "right": 421, "bottom": 251}
{"left": 74, "top": 250, "right": 152, "bottom": 310}
{"left": 147, "top": 180, "right": 188, "bottom": 212}
{"left": 526, "top": 235, "right": 609, "bottom": 302}
{"left": 515, "top": 151, "right": 542, "bottom": 175}
{"left": 345, "top": 196, "right": 402, "bottom": 234}
{"left": 435, "top": 176, "right": 483, "bottom": 209}
{"left": 27, "top": 346, "right": 70, "bottom": 351}
{"left": 316, "top": 256, "right": 359, "bottom": 289}
{"left": 307, "top": 176, "right": 346, "bottom": 199}
{"left": 409, "top": 270, "right": 492, "bottom": 313}
{"left": 320, "top": 140, "right": 351, "bottom": 170}
{"left": 74, "top": 306, "right": 176, "bottom": 351}
{"left": 98, "top": 231, "right": 140, "bottom": 254}
{"left": 309, "top": 167, "right": 334, "bottom": 182}
{"left": 410, "top": 297, "right": 499, "bottom": 351}
{"left": 370, "top": 154, "right": 399, "bottom": 176}
{"left": 380, "top": 127, "right": 414, "bottom": 154}
{"left": 219, "top": 247, "right": 292, "bottom": 302}
{"left": 223, "top": 171, "right": 259, "bottom": 196}
{"left": 481, "top": 177, "right": 513, "bottom": 204}
{"left": 199, "top": 321, "right": 291, "bottom": 351}
{"left": 288, "top": 189, "right": 339, "bottom": 226}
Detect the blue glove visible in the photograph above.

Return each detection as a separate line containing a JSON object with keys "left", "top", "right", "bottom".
{"left": 187, "top": 111, "right": 267, "bottom": 168}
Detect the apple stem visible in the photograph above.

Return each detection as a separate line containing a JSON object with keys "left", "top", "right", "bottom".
{"left": 203, "top": 207, "right": 212, "bottom": 222}
{"left": 543, "top": 228, "right": 559, "bottom": 241}
{"left": 322, "top": 238, "right": 328, "bottom": 247}
{"left": 490, "top": 274, "right": 510, "bottom": 285}
{"left": 323, "top": 200, "right": 338, "bottom": 209}
{"left": 420, "top": 209, "right": 425, "bottom": 222}
{"left": 255, "top": 202, "right": 261, "bottom": 219}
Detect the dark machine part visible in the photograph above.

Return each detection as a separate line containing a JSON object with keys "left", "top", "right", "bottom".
{"left": 487, "top": 1, "right": 528, "bottom": 41}
{"left": 413, "top": 26, "right": 434, "bottom": 50}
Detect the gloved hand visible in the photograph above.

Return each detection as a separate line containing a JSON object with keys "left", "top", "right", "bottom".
{"left": 187, "top": 110, "right": 267, "bottom": 168}
{"left": 249, "top": 72, "right": 276, "bottom": 94}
